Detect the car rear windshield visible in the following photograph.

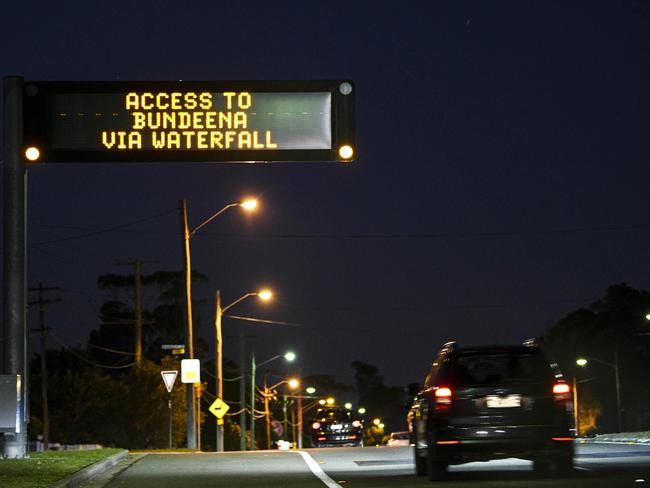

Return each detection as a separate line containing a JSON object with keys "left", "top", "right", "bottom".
{"left": 447, "top": 352, "right": 552, "bottom": 386}
{"left": 315, "top": 408, "right": 353, "bottom": 422}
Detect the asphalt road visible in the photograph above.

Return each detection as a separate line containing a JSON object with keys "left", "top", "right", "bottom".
{"left": 85, "top": 442, "right": 650, "bottom": 488}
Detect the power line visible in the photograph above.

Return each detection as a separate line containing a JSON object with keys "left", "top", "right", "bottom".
{"left": 50, "top": 334, "right": 135, "bottom": 369}
{"left": 29, "top": 222, "right": 650, "bottom": 242}
{"left": 223, "top": 314, "right": 304, "bottom": 327}
{"left": 86, "top": 342, "right": 134, "bottom": 356}
{"left": 274, "top": 297, "right": 591, "bottom": 312}
{"left": 29, "top": 208, "right": 176, "bottom": 247}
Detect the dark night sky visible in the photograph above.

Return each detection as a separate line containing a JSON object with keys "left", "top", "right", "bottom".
{"left": 1, "top": 1, "right": 648, "bottom": 389}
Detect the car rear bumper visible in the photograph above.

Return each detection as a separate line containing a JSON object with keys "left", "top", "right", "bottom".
{"left": 312, "top": 433, "right": 363, "bottom": 447}
{"left": 433, "top": 437, "right": 574, "bottom": 463}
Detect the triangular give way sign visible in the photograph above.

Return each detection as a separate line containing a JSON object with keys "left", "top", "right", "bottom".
{"left": 161, "top": 370, "right": 178, "bottom": 393}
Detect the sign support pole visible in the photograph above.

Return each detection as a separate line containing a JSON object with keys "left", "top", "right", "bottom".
{"left": 168, "top": 393, "right": 173, "bottom": 449}
{"left": 3, "top": 75, "right": 27, "bottom": 459}
{"left": 250, "top": 354, "right": 256, "bottom": 449}
{"left": 215, "top": 290, "right": 224, "bottom": 452}
{"left": 239, "top": 332, "right": 246, "bottom": 451}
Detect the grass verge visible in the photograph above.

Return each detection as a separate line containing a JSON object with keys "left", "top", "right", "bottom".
{"left": 0, "top": 448, "right": 123, "bottom": 488}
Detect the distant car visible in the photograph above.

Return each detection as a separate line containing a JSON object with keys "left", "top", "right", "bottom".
{"left": 407, "top": 340, "right": 574, "bottom": 481}
{"left": 310, "top": 407, "right": 364, "bottom": 448}
{"left": 387, "top": 431, "right": 410, "bottom": 447}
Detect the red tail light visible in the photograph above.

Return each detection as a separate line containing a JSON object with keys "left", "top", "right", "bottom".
{"left": 435, "top": 387, "right": 452, "bottom": 399}
{"left": 433, "top": 386, "right": 453, "bottom": 411}
{"left": 552, "top": 382, "right": 571, "bottom": 400}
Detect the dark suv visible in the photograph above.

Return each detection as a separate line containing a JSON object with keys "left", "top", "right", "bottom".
{"left": 407, "top": 341, "right": 574, "bottom": 480}
{"left": 310, "top": 407, "right": 364, "bottom": 447}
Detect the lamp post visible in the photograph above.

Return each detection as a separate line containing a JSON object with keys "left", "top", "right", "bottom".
{"left": 179, "top": 197, "right": 258, "bottom": 449}
{"left": 250, "top": 351, "right": 295, "bottom": 449}
{"left": 576, "top": 354, "right": 622, "bottom": 432}
{"left": 214, "top": 289, "right": 272, "bottom": 452}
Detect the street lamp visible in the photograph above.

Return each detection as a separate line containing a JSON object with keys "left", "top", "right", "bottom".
{"left": 215, "top": 289, "right": 272, "bottom": 452}
{"left": 179, "top": 197, "right": 258, "bottom": 450}
{"left": 251, "top": 351, "right": 295, "bottom": 449}
{"left": 576, "top": 355, "right": 623, "bottom": 432}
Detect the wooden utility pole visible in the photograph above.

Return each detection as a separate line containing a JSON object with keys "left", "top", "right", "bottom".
{"left": 179, "top": 199, "right": 196, "bottom": 449}
{"left": 135, "top": 260, "right": 142, "bottom": 365}
{"left": 116, "top": 259, "right": 156, "bottom": 366}
{"left": 28, "top": 283, "right": 61, "bottom": 451}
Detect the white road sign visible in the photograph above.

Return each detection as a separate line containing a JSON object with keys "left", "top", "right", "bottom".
{"left": 181, "top": 359, "right": 201, "bottom": 383}
{"left": 161, "top": 370, "right": 178, "bottom": 393}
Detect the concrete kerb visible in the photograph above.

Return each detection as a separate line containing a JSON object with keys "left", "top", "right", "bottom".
{"left": 49, "top": 449, "right": 129, "bottom": 488}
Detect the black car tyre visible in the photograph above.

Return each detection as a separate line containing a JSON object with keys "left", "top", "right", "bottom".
{"left": 426, "top": 444, "right": 448, "bottom": 481}
{"left": 414, "top": 448, "right": 427, "bottom": 476}
{"left": 533, "top": 458, "right": 551, "bottom": 475}
{"left": 553, "top": 454, "right": 574, "bottom": 476}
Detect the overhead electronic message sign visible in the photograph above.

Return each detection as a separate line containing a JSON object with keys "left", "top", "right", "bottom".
{"left": 22, "top": 80, "right": 355, "bottom": 163}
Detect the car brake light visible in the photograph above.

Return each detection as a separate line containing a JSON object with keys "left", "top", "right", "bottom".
{"left": 552, "top": 382, "right": 571, "bottom": 400}
{"left": 435, "top": 387, "right": 452, "bottom": 399}
{"left": 352, "top": 420, "right": 362, "bottom": 428}
{"left": 433, "top": 386, "right": 452, "bottom": 411}
{"left": 553, "top": 382, "right": 570, "bottom": 395}
{"left": 312, "top": 422, "right": 321, "bottom": 430}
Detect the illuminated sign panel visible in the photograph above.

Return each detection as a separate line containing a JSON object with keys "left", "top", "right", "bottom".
{"left": 23, "top": 81, "right": 355, "bottom": 163}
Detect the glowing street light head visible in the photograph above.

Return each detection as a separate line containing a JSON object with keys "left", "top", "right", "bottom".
{"left": 240, "top": 198, "right": 258, "bottom": 211}
{"left": 284, "top": 351, "right": 296, "bottom": 362}
{"left": 646, "top": 313, "right": 650, "bottom": 321}
{"left": 378, "top": 423, "right": 385, "bottom": 429}
{"left": 305, "top": 387, "right": 316, "bottom": 394}
{"left": 257, "top": 289, "right": 273, "bottom": 301}
{"left": 25, "top": 146, "right": 40, "bottom": 161}
{"left": 287, "top": 378, "right": 300, "bottom": 389}
{"left": 344, "top": 402, "right": 352, "bottom": 410}
{"left": 576, "top": 358, "right": 588, "bottom": 367}
{"left": 318, "top": 399, "right": 326, "bottom": 405}
{"left": 357, "top": 407, "right": 366, "bottom": 415}
{"left": 372, "top": 418, "right": 381, "bottom": 426}
{"left": 326, "top": 397, "right": 335, "bottom": 405}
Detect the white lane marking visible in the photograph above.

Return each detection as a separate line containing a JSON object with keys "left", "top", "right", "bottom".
{"left": 575, "top": 466, "right": 594, "bottom": 471}
{"left": 297, "top": 451, "right": 341, "bottom": 488}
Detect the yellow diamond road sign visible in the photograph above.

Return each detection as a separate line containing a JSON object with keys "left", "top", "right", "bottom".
{"left": 209, "top": 398, "right": 230, "bottom": 419}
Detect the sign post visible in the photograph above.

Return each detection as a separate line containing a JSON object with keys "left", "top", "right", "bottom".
{"left": 161, "top": 370, "right": 178, "bottom": 449}
{"left": 208, "top": 398, "right": 230, "bottom": 425}
{"left": 3, "top": 76, "right": 27, "bottom": 459}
